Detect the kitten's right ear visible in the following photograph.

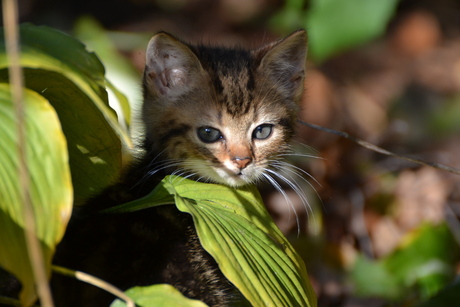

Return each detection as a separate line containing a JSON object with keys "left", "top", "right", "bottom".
{"left": 144, "top": 32, "right": 203, "bottom": 98}
{"left": 254, "top": 30, "right": 308, "bottom": 99}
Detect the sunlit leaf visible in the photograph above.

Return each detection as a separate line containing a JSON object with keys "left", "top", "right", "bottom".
{"left": 110, "top": 284, "right": 209, "bottom": 307}
{"left": 0, "top": 24, "right": 125, "bottom": 204}
{"left": 0, "top": 84, "right": 72, "bottom": 305}
{"left": 109, "top": 175, "right": 317, "bottom": 307}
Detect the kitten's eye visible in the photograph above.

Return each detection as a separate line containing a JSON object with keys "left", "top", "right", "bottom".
{"left": 197, "top": 127, "right": 222, "bottom": 143}
{"left": 252, "top": 124, "right": 273, "bottom": 140}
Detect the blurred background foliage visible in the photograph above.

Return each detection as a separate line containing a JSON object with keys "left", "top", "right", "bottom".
{"left": 4, "top": 0, "right": 460, "bottom": 306}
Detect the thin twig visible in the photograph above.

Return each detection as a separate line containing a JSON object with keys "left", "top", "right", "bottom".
{"left": 52, "top": 266, "right": 136, "bottom": 307}
{"left": 298, "top": 120, "right": 460, "bottom": 176}
{"left": 2, "top": 0, "right": 54, "bottom": 306}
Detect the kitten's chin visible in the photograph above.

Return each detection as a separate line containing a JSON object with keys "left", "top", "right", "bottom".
{"left": 183, "top": 160, "right": 260, "bottom": 187}
{"left": 216, "top": 174, "right": 249, "bottom": 187}
{"left": 207, "top": 167, "right": 259, "bottom": 188}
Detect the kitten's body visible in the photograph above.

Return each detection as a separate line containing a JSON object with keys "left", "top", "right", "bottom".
{"left": 51, "top": 31, "right": 308, "bottom": 306}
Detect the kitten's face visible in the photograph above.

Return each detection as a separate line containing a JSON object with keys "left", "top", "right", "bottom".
{"left": 152, "top": 102, "right": 292, "bottom": 187}
{"left": 142, "top": 31, "right": 307, "bottom": 187}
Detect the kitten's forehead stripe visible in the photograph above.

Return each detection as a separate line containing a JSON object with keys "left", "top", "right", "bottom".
{"left": 219, "top": 69, "right": 253, "bottom": 117}
{"left": 193, "top": 46, "right": 256, "bottom": 117}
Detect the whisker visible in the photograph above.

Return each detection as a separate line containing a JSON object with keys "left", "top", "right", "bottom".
{"left": 275, "top": 161, "right": 324, "bottom": 216}
{"left": 266, "top": 168, "right": 314, "bottom": 220}
{"left": 171, "top": 167, "right": 195, "bottom": 179}
{"left": 262, "top": 172, "right": 301, "bottom": 235}
{"left": 131, "top": 159, "right": 182, "bottom": 191}
{"left": 275, "top": 160, "right": 322, "bottom": 188}
{"left": 177, "top": 172, "right": 198, "bottom": 184}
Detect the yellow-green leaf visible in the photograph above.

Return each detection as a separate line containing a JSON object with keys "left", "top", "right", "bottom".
{"left": 109, "top": 175, "right": 317, "bottom": 307}
{"left": 111, "top": 284, "right": 209, "bottom": 307}
{"left": 0, "top": 83, "right": 72, "bottom": 305}
{"left": 0, "top": 24, "right": 125, "bottom": 204}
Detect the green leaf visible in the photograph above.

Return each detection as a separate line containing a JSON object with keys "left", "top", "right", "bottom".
{"left": 0, "top": 24, "right": 125, "bottom": 205}
{"left": 306, "top": 0, "right": 398, "bottom": 61}
{"left": 351, "top": 255, "right": 403, "bottom": 299}
{"left": 0, "top": 83, "right": 72, "bottom": 305}
{"left": 383, "top": 223, "right": 458, "bottom": 299}
{"left": 110, "top": 284, "right": 209, "bottom": 307}
{"left": 351, "top": 223, "right": 458, "bottom": 300}
{"left": 110, "top": 176, "right": 317, "bottom": 307}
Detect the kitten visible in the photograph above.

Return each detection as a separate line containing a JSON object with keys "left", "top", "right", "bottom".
{"left": 50, "top": 30, "right": 308, "bottom": 306}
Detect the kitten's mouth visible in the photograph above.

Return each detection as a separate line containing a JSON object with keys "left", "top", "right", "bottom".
{"left": 214, "top": 167, "right": 255, "bottom": 187}
{"left": 186, "top": 161, "right": 255, "bottom": 187}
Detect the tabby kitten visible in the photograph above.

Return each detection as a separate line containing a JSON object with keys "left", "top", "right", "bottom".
{"left": 51, "top": 30, "right": 308, "bottom": 306}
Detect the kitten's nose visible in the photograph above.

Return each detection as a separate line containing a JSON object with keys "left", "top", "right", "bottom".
{"left": 232, "top": 157, "right": 252, "bottom": 170}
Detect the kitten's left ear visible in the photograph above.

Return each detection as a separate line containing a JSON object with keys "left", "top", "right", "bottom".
{"left": 144, "top": 32, "right": 204, "bottom": 98}
{"left": 254, "top": 30, "right": 308, "bottom": 98}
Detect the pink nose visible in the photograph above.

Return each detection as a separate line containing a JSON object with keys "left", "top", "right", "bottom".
{"left": 232, "top": 157, "right": 252, "bottom": 169}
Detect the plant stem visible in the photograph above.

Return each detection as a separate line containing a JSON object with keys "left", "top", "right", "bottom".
{"left": 52, "top": 266, "right": 136, "bottom": 307}
{"left": 2, "top": 0, "right": 54, "bottom": 306}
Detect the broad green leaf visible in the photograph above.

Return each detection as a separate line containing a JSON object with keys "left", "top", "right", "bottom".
{"left": 0, "top": 84, "right": 72, "bottom": 305}
{"left": 111, "top": 284, "right": 209, "bottom": 307}
{"left": 109, "top": 176, "right": 317, "bottom": 307}
{"left": 351, "top": 223, "right": 458, "bottom": 300}
{"left": 306, "top": 0, "right": 398, "bottom": 61}
{"left": 0, "top": 24, "right": 125, "bottom": 204}
{"left": 0, "top": 24, "right": 125, "bottom": 141}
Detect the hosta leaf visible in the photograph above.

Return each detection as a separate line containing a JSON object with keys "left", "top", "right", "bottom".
{"left": 109, "top": 175, "right": 316, "bottom": 307}
{"left": 111, "top": 284, "right": 208, "bottom": 307}
{"left": 0, "top": 24, "right": 125, "bottom": 204}
{"left": 0, "top": 84, "right": 72, "bottom": 305}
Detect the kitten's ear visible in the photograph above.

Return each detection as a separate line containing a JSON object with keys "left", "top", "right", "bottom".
{"left": 144, "top": 32, "right": 204, "bottom": 98}
{"left": 254, "top": 30, "right": 308, "bottom": 97}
